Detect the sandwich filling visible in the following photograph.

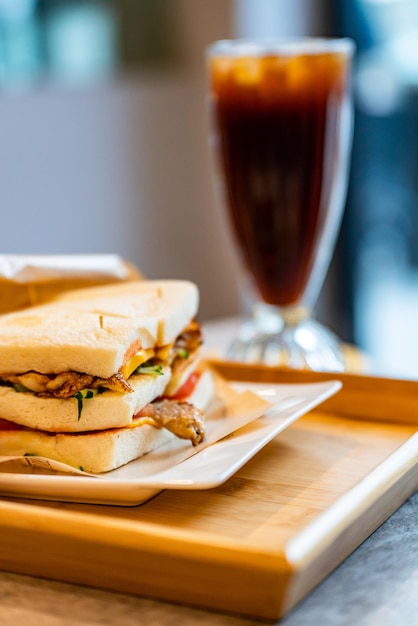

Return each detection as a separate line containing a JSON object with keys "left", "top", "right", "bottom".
{"left": 0, "top": 320, "right": 207, "bottom": 446}
{"left": 0, "top": 320, "right": 202, "bottom": 399}
{"left": 0, "top": 396, "right": 205, "bottom": 448}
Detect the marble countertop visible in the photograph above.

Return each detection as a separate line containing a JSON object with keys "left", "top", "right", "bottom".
{"left": 0, "top": 318, "right": 417, "bottom": 625}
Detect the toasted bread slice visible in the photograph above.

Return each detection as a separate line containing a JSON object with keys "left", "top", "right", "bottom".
{"left": 0, "top": 280, "right": 198, "bottom": 378}
{"left": 53, "top": 279, "right": 199, "bottom": 346}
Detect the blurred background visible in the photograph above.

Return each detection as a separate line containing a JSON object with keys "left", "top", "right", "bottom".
{"left": 0, "top": 0, "right": 418, "bottom": 378}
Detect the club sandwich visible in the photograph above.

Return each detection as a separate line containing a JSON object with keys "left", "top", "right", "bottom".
{"left": 0, "top": 280, "right": 214, "bottom": 473}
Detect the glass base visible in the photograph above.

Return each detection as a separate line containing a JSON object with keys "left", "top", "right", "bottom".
{"left": 225, "top": 305, "right": 345, "bottom": 372}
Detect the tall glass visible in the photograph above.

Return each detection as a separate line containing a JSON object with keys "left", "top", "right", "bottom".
{"left": 207, "top": 38, "right": 354, "bottom": 371}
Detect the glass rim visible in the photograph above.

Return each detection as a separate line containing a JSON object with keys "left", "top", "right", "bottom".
{"left": 207, "top": 37, "right": 355, "bottom": 58}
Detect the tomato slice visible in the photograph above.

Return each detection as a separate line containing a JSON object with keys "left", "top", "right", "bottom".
{"left": 167, "top": 371, "right": 201, "bottom": 401}
{"left": 0, "top": 418, "right": 24, "bottom": 431}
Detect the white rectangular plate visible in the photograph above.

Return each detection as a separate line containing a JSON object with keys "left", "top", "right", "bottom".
{"left": 0, "top": 380, "right": 341, "bottom": 505}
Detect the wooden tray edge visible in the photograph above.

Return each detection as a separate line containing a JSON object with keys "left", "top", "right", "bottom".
{"left": 207, "top": 360, "right": 418, "bottom": 426}
{"left": 282, "top": 462, "right": 418, "bottom": 616}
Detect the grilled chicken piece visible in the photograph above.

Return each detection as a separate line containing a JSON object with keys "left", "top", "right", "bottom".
{"left": 5, "top": 371, "right": 50, "bottom": 393}
{"left": 174, "top": 321, "right": 202, "bottom": 356}
{"left": 137, "top": 399, "right": 205, "bottom": 446}
{"left": 93, "top": 372, "right": 134, "bottom": 394}
{"left": 2, "top": 370, "right": 134, "bottom": 399}
{"left": 45, "top": 372, "right": 95, "bottom": 398}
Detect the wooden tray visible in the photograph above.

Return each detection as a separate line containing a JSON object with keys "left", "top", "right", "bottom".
{"left": 0, "top": 362, "right": 417, "bottom": 622}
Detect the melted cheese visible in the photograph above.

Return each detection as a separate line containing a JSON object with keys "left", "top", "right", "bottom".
{"left": 120, "top": 342, "right": 174, "bottom": 379}
{"left": 120, "top": 348, "right": 155, "bottom": 379}
{"left": 155, "top": 343, "right": 173, "bottom": 361}
{"left": 127, "top": 416, "right": 161, "bottom": 429}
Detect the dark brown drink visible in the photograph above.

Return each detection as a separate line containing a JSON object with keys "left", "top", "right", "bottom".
{"left": 209, "top": 46, "right": 352, "bottom": 307}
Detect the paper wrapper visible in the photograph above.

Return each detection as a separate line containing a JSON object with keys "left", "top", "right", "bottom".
{"left": 0, "top": 254, "right": 142, "bottom": 315}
